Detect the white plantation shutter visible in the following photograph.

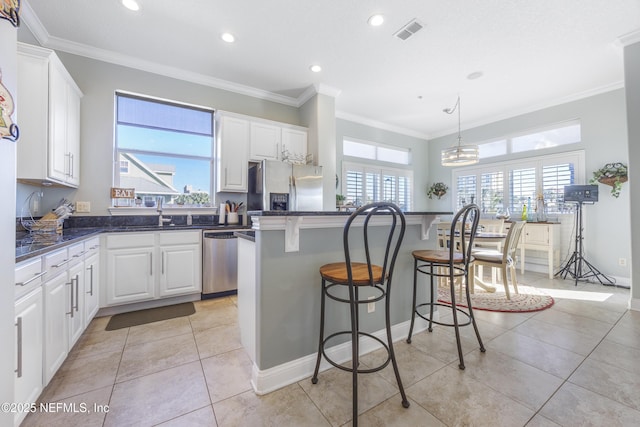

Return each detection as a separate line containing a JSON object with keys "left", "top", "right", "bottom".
{"left": 398, "top": 175, "right": 412, "bottom": 211}
{"left": 510, "top": 167, "right": 536, "bottom": 212}
{"left": 342, "top": 161, "right": 412, "bottom": 210}
{"left": 456, "top": 175, "right": 477, "bottom": 210}
{"left": 542, "top": 163, "right": 574, "bottom": 213}
{"left": 480, "top": 171, "right": 504, "bottom": 214}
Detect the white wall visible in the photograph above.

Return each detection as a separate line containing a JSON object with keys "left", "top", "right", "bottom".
{"left": 427, "top": 89, "right": 631, "bottom": 283}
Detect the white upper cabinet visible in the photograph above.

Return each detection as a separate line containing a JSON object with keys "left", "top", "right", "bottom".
{"left": 250, "top": 121, "right": 281, "bottom": 161}
{"left": 216, "top": 113, "right": 250, "bottom": 192}
{"left": 17, "top": 43, "right": 83, "bottom": 188}
{"left": 281, "top": 127, "right": 308, "bottom": 162}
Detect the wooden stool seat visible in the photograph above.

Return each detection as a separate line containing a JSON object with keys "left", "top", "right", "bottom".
{"left": 319, "top": 262, "right": 384, "bottom": 285}
{"left": 412, "top": 250, "right": 465, "bottom": 264}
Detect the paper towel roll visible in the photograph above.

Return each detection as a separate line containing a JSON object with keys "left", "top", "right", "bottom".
{"left": 219, "top": 203, "right": 226, "bottom": 224}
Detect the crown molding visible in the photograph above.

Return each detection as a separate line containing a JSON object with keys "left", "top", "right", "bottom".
{"left": 335, "top": 111, "right": 430, "bottom": 140}
{"left": 20, "top": 0, "right": 49, "bottom": 44}
{"left": 296, "top": 83, "right": 342, "bottom": 107}
{"left": 617, "top": 28, "right": 640, "bottom": 47}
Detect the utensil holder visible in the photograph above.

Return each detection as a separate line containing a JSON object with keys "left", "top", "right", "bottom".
{"left": 227, "top": 212, "right": 239, "bottom": 224}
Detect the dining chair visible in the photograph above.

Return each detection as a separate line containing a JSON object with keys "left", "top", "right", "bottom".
{"left": 407, "top": 204, "right": 484, "bottom": 370}
{"left": 311, "top": 202, "right": 409, "bottom": 426}
{"left": 475, "top": 218, "right": 505, "bottom": 284}
{"left": 470, "top": 221, "right": 526, "bottom": 300}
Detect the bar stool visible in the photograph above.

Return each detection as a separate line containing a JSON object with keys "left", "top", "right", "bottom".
{"left": 406, "top": 204, "right": 485, "bottom": 370}
{"left": 311, "top": 202, "right": 409, "bottom": 426}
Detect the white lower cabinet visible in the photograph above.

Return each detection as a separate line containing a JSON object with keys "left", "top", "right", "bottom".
{"left": 67, "top": 259, "right": 85, "bottom": 348}
{"left": 43, "top": 269, "right": 69, "bottom": 384}
{"left": 84, "top": 251, "right": 100, "bottom": 323}
{"left": 104, "top": 231, "right": 201, "bottom": 307}
{"left": 14, "top": 287, "right": 43, "bottom": 427}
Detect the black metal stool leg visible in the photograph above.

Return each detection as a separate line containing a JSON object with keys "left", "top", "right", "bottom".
{"left": 465, "top": 271, "right": 486, "bottom": 352}
{"left": 350, "top": 285, "right": 359, "bottom": 426}
{"left": 407, "top": 257, "right": 418, "bottom": 343}
{"left": 428, "top": 263, "right": 435, "bottom": 333}
{"left": 311, "top": 279, "right": 327, "bottom": 384}
{"left": 449, "top": 269, "right": 465, "bottom": 370}
{"left": 386, "top": 286, "right": 410, "bottom": 409}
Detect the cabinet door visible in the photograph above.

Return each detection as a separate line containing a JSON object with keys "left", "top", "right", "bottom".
{"left": 523, "top": 224, "right": 549, "bottom": 246}
{"left": 281, "top": 128, "right": 307, "bottom": 160}
{"left": 66, "top": 88, "right": 81, "bottom": 186}
{"left": 44, "top": 272, "right": 69, "bottom": 384}
{"left": 84, "top": 252, "right": 100, "bottom": 323}
{"left": 68, "top": 261, "right": 85, "bottom": 347}
{"left": 218, "top": 115, "right": 249, "bottom": 192}
{"left": 14, "top": 287, "right": 43, "bottom": 427}
{"left": 105, "top": 247, "right": 155, "bottom": 305}
{"left": 48, "top": 62, "right": 69, "bottom": 184}
{"left": 159, "top": 244, "right": 201, "bottom": 297}
{"left": 250, "top": 122, "right": 280, "bottom": 161}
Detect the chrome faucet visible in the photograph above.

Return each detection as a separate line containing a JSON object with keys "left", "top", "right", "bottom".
{"left": 157, "top": 197, "right": 171, "bottom": 226}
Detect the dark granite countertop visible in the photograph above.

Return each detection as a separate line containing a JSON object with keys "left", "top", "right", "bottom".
{"left": 234, "top": 230, "right": 255, "bottom": 242}
{"left": 16, "top": 223, "right": 251, "bottom": 263}
{"left": 248, "top": 210, "right": 452, "bottom": 216}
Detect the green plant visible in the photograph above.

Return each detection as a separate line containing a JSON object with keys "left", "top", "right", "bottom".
{"left": 336, "top": 194, "right": 346, "bottom": 205}
{"left": 427, "top": 182, "right": 448, "bottom": 199}
{"left": 589, "top": 162, "right": 628, "bottom": 198}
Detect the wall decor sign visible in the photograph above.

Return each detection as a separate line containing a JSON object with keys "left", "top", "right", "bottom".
{"left": 0, "top": 68, "right": 19, "bottom": 141}
{"left": 111, "top": 187, "right": 136, "bottom": 198}
{"left": 0, "top": 0, "right": 20, "bottom": 27}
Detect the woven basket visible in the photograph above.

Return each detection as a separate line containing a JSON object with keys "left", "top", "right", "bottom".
{"left": 598, "top": 176, "right": 628, "bottom": 187}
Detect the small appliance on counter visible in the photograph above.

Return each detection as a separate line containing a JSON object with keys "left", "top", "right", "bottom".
{"left": 247, "top": 160, "right": 323, "bottom": 211}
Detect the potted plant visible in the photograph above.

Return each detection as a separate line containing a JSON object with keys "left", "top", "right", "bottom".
{"left": 336, "top": 194, "right": 346, "bottom": 206}
{"left": 427, "top": 182, "right": 448, "bottom": 199}
{"left": 589, "top": 162, "right": 628, "bottom": 198}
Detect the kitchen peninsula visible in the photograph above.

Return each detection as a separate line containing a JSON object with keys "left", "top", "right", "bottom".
{"left": 237, "top": 210, "right": 449, "bottom": 394}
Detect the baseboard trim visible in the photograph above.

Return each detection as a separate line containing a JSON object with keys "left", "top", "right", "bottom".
{"left": 250, "top": 317, "right": 431, "bottom": 395}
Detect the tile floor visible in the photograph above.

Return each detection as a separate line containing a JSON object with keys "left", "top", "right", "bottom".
{"left": 21, "top": 272, "right": 640, "bottom": 426}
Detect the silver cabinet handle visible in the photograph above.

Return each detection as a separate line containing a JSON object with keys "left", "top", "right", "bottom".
{"left": 66, "top": 279, "right": 74, "bottom": 317}
{"left": 53, "top": 259, "right": 71, "bottom": 268}
{"left": 16, "top": 271, "right": 46, "bottom": 287}
{"left": 15, "top": 317, "right": 22, "bottom": 378}
{"left": 225, "top": 167, "right": 228, "bottom": 185}
{"left": 150, "top": 253, "right": 153, "bottom": 276}
{"left": 74, "top": 274, "right": 79, "bottom": 312}
{"left": 70, "top": 153, "right": 74, "bottom": 178}
{"left": 161, "top": 252, "right": 165, "bottom": 275}
{"left": 86, "top": 264, "right": 94, "bottom": 296}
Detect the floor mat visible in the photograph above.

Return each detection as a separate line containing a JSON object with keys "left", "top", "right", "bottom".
{"left": 105, "top": 302, "right": 196, "bottom": 330}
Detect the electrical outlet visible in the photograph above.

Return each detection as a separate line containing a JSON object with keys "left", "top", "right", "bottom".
{"left": 619, "top": 258, "right": 627, "bottom": 267}
{"left": 76, "top": 201, "right": 91, "bottom": 213}
{"left": 367, "top": 296, "right": 375, "bottom": 313}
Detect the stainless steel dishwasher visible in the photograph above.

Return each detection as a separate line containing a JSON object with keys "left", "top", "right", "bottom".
{"left": 202, "top": 230, "right": 239, "bottom": 299}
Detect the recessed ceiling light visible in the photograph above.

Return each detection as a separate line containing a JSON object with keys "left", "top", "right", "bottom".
{"left": 310, "top": 65, "right": 322, "bottom": 73}
{"left": 121, "top": 0, "right": 140, "bottom": 11}
{"left": 467, "top": 71, "right": 484, "bottom": 80}
{"left": 368, "top": 14, "right": 385, "bottom": 26}
{"left": 221, "top": 32, "right": 235, "bottom": 43}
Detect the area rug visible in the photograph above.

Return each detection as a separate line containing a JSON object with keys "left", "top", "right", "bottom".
{"left": 437, "top": 285, "right": 554, "bottom": 313}
{"left": 105, "top": 302, "right": 196, "bottom": 330}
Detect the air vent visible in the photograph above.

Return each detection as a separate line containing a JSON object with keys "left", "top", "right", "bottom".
{"left": 394, "top": 19, "right": 424, "bottom": 40}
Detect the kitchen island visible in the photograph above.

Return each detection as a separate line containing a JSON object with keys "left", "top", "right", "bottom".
{"left": 238, "top": 210, "right": 450, "bottom": 394}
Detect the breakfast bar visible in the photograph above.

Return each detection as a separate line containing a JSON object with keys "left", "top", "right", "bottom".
{"left": 237, "top": 210, "right": 449, "bottom": 394}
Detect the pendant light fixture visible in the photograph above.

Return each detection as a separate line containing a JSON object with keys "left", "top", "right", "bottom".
{"left": 441, "top": 95, "right": 479, "bottom": 166}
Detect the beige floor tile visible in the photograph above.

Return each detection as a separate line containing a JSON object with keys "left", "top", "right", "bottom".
{"left": 408, "top": 324, "right": 485, "bottom": 366}
{"left": 605, "top": 311, "right": 640, "bottom": 350}
{"left": 189, "top": 304, "right": 238, "bottom": 332}
{"left": 588, "top": 338, "right": 640, "bottom": 375}
{"left": 126, "top": 316, "right": 193, "bottom": 346}
{"left": 525, "top": 414, "right": 562, "bottom": 427}
{"left": 40, "top": 350, "right": 121, "bottom": 402}
{"left": 299, "top": 365, "right": 401, "bottom": 426}
{"left": 105, "top": 361, "right": 210, "bottom": 427}
{"left": 513, "top": 318, "right": 602, "bottom": 356}
{"left": 531, "top": 309, "right": 613, "bottom": 338}
{"left": 357, "top": 396, "right": 445, "bottom": 427}
{"left": 461, "top": 349, "right": 564, "bottom": 411}
{"left": 84, "top": 315, "right": 111, "bottom": 334}
{"left": 359, "top": 340, "right": 446, "bottom": 387}
{"left": 472, "top": 309, "right": 533, "bottom": 329}
{"left": 569, "top": 358, "right": 640, "bottom": 411}
{"left": 551, "top": 298, "right": 626, "bottom": 324}
{"left": 201, "top": 348, "right": 254, "bottom": 403}
{"left": 488, "top": 331, "right": 584, "bottom": 378}
{"left": 406, "top": 365, "right": 534, "bottom": 426}
{"left": 22, "top": 385, "right": 112, "bottom": 427}
{"left": 116, "top": 332, "right": 199, "bottom": 383}
{"left": 154, "top": 405, "right": 217, "bottom": 426}
{"left": 195, "top": 296, "right": 235, "bottom": 311}
{"left": 539, "top": 382, "right": 640, "bottom": 426}
{"left": 194, "top": 323, "right": 242, "bottom": 359}
{"left": 213, "top": 384, "right": 330, "bottom": 427}
{"left": 69, "top": 327, "right": 129, "bottom": 360}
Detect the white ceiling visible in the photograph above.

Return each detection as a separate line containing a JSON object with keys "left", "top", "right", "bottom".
{"left": 20, "top": 0, "right": 640, "bottom": 139}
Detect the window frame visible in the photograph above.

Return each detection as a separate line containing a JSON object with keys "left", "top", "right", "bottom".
{"left": 452, "top": 150, "right": 585, "bottom": 215}
{"left": 341, "top": 160, "right": 413, "bottom": 211}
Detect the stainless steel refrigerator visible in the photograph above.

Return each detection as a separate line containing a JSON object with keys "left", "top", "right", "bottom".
{"left": 247, "top": 160, "right": 323, "bottom": 211}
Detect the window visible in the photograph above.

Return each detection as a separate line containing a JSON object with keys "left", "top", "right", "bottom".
{"left": 115, "top": 92, "right": 214, "bottom": 206}
{"left": 343, "top": 138, "right": 411, "bottom": 165}
{"left": 342, "top": 161, "right": 413, "bottom": 211}
{"left": 452, "top": 151, "right": 584, "bottom": 215}
{"left": 477, "top": 120, "right": 581, "bottom": 159}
